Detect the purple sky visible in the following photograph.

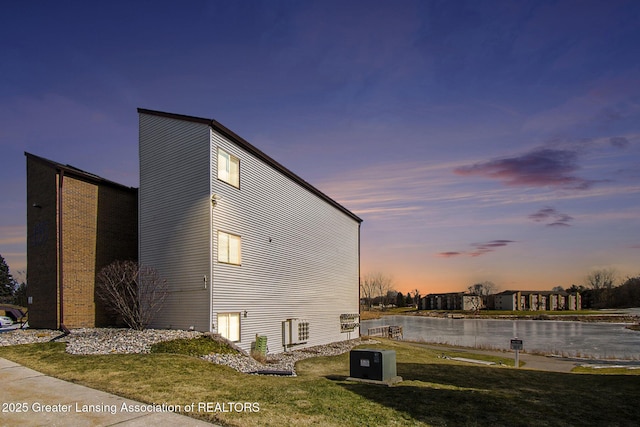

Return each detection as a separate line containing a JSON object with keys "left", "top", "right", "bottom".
{"left": 1, "top": 0, "right": 639, "bottom": 294}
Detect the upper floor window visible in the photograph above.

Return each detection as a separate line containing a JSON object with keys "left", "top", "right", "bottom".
{"left": 218, "top": 231, "right": 241, "bottom": 265}
{"left": 217, "top": 148, "right": 240, "bottom": 188}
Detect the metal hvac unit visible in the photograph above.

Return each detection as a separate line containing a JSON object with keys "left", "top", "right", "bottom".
{"left": 282, "top": 318, "right": 309, "bottom": 348}
{"left": 349, "top": 349, "right": 397, "bottom": 382}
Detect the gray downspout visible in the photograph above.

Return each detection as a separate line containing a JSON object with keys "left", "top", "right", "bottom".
{"left": 57, "top": 169, "right": 67, "bottom": 333}
{"left": 51, "top": 168, "right": 70, "bottom": 341}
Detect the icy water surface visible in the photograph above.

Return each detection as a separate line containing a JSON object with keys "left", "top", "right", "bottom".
{"left": 362, "top": 315, "right": 640, "bottom": 359}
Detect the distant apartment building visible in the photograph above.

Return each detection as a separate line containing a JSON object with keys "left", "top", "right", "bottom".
{"left": 421, "top": 290, "right": 582, "bottom": 312}
{"left": 421, "top": 292, "right": 484, "bottom": 311}
{"left": 25, "top": 153, "right": 138, "bottom": 329}
{"left": 492, "top": 290, "right": 581, "bottom": 311}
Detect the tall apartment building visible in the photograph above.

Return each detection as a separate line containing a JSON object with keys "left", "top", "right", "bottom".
{"left": 138, "top": 109, "right": 362, "bottom": 353}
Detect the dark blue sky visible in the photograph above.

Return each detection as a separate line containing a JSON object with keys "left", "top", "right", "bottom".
{"left": 2, "top": 0, "right": 639, "bottom": 292}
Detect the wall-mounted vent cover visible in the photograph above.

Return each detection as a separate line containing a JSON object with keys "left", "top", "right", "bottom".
{"left": 296, "top": 319, "right": 309, "bottom": 341}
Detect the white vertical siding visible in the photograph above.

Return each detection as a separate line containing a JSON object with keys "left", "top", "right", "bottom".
{"left": 210, "top": 130, "right": 360, "bottom": 354}
{"left": 139, "top": 113, "right": 211, "bottom": 330}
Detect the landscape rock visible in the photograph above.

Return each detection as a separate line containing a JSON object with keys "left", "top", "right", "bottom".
{"left": 62, "top": 328, "right": 202, "bottom": 354}
{"left": 0, "top": 327, "right": 378, "bottom": 376}
{"left": 0, "top": 329, "right": 60, "bottom": 346}
{"left": 202, "top": 338, "right": 379, "bottom": 376}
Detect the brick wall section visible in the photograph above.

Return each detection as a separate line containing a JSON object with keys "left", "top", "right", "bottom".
{"left": 94, "top": 184, "right": 138, "bottom": 325}
{"left": 26, "top": 158, "right": 59, "bottom": 329}
{"left": 60, "top": 176, "right": 138, "bottom": 328}
{"left": 26, "top": 154, "right": 138, "bottom": 329}
{"left": 61, "top": 177, "right": 99, "bottom": 328}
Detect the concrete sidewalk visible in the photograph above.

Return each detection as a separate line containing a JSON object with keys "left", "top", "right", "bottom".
{"left": 0, "top": 358, "right": 216, "bottom": 426}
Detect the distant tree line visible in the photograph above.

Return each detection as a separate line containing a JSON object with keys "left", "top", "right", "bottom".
{"left": 0, "top": 253, "right": 26, "bottom": 306}
{"left": 564, "top": 268, "right": 640, "bottom": 309}
{"left": 360, "top": 268, "right": 640, "bottom": 312}
{"left": 360, "top": 272, "right": 420, "bottom": 310}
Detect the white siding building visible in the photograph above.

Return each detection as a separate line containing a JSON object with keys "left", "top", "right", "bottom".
{"left": 138, "top": 109, "right": 362, "bottom": 354}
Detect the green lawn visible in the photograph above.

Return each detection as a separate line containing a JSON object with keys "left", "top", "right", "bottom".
{"left": 1, "top": 339, "right": 639, "bottom": 426}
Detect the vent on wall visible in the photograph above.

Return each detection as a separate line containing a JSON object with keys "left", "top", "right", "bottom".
{"left": 282, "top": 318, "right": 309, "bottom": 348}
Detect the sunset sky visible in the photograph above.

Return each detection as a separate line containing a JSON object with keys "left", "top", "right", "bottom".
{"left": 1, "top": 1, "right": 639, "bottom": 294}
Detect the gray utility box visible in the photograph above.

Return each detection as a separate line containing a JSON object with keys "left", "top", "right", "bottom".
{"left": 349, "top": 349, "right": 397, "bottom": 381}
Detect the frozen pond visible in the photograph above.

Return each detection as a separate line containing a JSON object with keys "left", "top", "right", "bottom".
{"left": 361, "top": 315, "right": 640, "bottom": 359}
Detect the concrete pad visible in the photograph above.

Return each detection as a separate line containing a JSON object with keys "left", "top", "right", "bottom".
{"left": 0, "top": 357, "right": 216, "bottom": 426}
{"left": 450, "top": 357, "right": 496, "bottom": 365}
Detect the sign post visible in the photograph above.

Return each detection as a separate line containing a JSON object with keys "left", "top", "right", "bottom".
{"left": 510, "top": 338, "right": 523, "bottom": 368}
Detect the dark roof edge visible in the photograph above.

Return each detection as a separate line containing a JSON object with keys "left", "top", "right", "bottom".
{"left": 496, "top": 290, "right": 575, "bottom": 296}
{"left": 24, "top": 152, "right": 137, "bottom": 193}
{"left": 137, "top": 108, "right": 363, "bottom": 223}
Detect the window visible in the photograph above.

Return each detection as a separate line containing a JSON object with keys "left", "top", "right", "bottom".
{"left": 217, "top": 148, "right": 239, "bottom": 188}
{"left": 218, "top": 312, "right": 240, "bottom": 342}
{"left": 218, "top": 231, "right": 241, "bottom": 265}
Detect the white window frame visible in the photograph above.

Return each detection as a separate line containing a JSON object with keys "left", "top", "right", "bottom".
{"left": 218, "top": 231, "right": 241, "bottom": 265}
{"left": 217, "top": 312, "right": 241, "bottom": 342}
{"left": 217, "top": 148, "right": 240, "bottom": 188}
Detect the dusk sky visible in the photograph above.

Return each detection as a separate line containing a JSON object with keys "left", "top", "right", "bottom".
{"left": 1, "top": 1, "right": 639, "bottom": 294}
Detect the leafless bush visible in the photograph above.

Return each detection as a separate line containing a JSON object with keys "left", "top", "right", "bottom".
{"left": 361, "top": 272, "right": 394, "bottom": 310}
{"left": 96, "top": 260, "right": 168, "bottom": 330}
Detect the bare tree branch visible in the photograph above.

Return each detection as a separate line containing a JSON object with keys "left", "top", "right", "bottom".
{"left": 412, "top": 288, "right": 421, "bottom": 308}
{"left": 361, "top": 272, "right": 394, "bottom": 310}
{"left": 360, "top": 274, "right": 376, "bottom": 310}
{"left": 468, "top": 281, "right": 497, "bottom": 296}
{"left": 586, "top": 268, "right": 617, "bottom": 290}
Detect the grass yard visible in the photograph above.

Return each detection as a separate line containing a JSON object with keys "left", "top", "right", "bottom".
{"left": 1, "top": 338, "right": 639, "bottom": 426}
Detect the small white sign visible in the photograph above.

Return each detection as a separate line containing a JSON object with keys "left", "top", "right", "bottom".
{"left": 510, "top": 339, "right": 523, "bottom": 350}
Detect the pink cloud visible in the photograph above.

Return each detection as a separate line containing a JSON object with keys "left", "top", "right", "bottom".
{"left": 529, "top": 206, "right": 573, "bottom": 227}
{"left": 437, "top": 252, "right": 462, "bottom": 258}
{"left": 438, "top": 240, "right": 516, "bottom": 258}
{"left": 455, "top": 148, "right": 595, "bottom": 190}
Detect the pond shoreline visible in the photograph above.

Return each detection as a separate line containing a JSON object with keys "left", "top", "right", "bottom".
{"left": 361, "top": 310, "right": 640, "bottom": 329}
{"left": 361, "top": 313, "right": 640, "bottom": 359}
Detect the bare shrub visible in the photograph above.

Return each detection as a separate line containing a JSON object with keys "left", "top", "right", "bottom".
{"left": 96, "top": 260, "right": 168, "bottom": 330}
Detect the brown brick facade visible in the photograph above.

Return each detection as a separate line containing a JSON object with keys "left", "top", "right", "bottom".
{"left": 61, "top": 178, "right": 99, "bottom": 328}
{"left": 25, "top": 154, "right": 137, "bottom": 329}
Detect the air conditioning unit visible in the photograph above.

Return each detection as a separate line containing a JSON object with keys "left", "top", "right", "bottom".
{"left": 282, "top": 318, "right": 309, "bottom": 348}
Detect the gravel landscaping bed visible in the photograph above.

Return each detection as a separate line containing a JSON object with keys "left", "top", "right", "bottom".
{"left": 0, "top": 329, "right": 61, "bottom": 346}
{"left": 0, "top": 327, "right": 377, "bottom": 376}
{"left": 203, "top": 338, "right": 379, "bottom": 376}
{"left": 0, "top": 328, "right": 203, "bottom": 353}
{"left": 62, "top": 328, "right": 203, "bottom": 354}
